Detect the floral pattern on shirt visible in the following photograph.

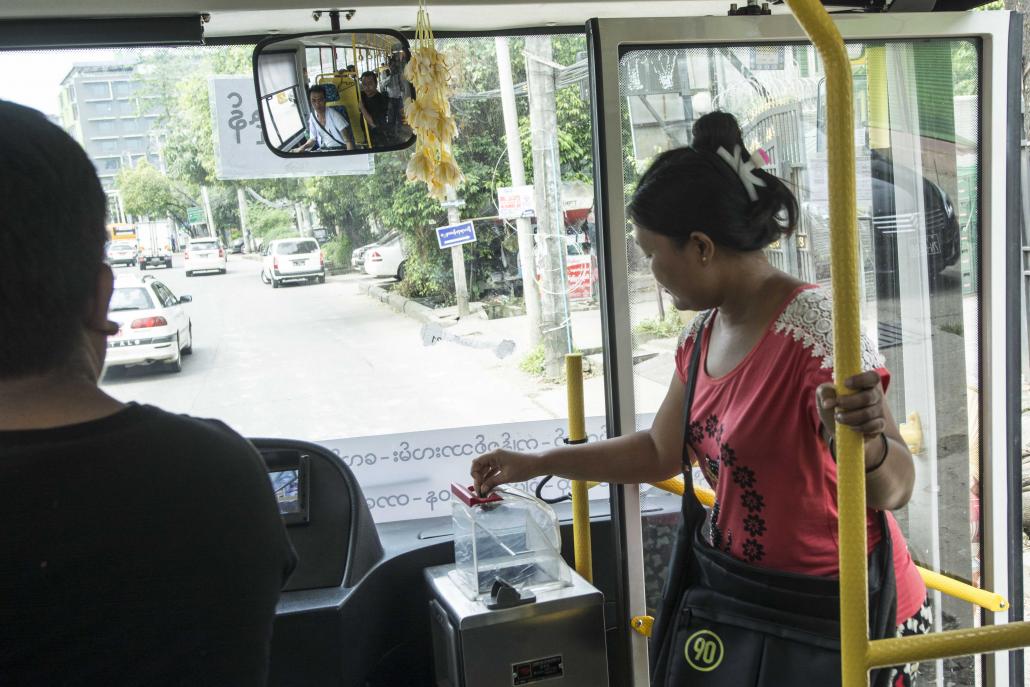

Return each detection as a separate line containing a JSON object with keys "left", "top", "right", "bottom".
{"left": 691, "top": 414, "right": 767, "bottom": 563}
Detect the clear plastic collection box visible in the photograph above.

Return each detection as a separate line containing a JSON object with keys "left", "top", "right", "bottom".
{"left": 450, "top": 483, "right": 571, "bottom": 600}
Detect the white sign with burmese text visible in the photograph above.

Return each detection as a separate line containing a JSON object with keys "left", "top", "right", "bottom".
{"left": 209, "top": 76, "right": 373, "bottom": 180}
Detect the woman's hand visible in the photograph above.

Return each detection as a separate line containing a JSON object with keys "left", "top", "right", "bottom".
{"left": 816, "top": 370, "right": 886, "bottom": 439}
{"left": 816, "top": 370, "right": 915, "bottom": 509}
{"left": 471, "top": 449, "right": 542, "bottom": 496}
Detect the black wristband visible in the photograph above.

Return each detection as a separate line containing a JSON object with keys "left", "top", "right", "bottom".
{"left": 865, "top": 433, "right": 890, "bottom": 473}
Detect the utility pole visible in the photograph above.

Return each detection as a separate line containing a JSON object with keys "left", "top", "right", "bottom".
{"left": 446, "top": 189, "right": 471, "bottom": 318}
{"left": 236, "top": 187, "right": 252, "bottom": 252}
{"left": 294, "top": 203, "right": 306, "bottom": 236}
{"left": 201, "top": 185, "right": 216, "bottom": 239}
{"left": 525, "top": 35, "right": 572, "bottom": 378}
{"left": 495, "top": 36, "right": 542, "bottom": 347}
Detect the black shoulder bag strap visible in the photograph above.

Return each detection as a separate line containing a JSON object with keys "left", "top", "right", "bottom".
{"left": 650, "top": 312, "right": 710, "bottom": 680}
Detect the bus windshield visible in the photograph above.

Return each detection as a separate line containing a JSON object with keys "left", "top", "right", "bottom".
{"left": 0, "top": 35, "right": 606, "bottom": 526}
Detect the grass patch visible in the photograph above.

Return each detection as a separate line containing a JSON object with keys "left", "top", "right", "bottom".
{"left": 633, "top": 313, "right": 683, "bottom": 339}
{"left": 519, "top": 343, "right": 546, "bottom": 376}
{"left": 518, "top": 344, "right": 596, "bottom": 381}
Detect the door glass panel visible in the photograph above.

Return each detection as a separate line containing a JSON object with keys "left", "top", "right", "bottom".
{"left": 620, "top": 40, "right": 981, "bottom": 686}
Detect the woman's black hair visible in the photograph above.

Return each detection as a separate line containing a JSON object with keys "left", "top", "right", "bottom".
{"left": 308, "top": 84, "right": 328, "bottom": 99}
{"left": 627, "top": 111, "right": 799, "bottom": 252}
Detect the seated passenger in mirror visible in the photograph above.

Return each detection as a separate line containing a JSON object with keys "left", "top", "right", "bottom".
{"left": 358, "top": 71, "right": 391, "bottom": 147}
{"left": 0, "top": 100, "right": 296, "bottom": 685}
{"left": 292, "top": 84, "right": 355, "bottom": 152}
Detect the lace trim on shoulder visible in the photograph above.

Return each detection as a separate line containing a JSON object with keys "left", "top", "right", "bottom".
{"left": 677, "top": 310, "right": 711, "bottom": 351}
{"left": 772, "top": 288, "right": 883, "bottom": 370}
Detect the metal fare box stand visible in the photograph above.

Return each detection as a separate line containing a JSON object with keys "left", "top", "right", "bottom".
{"left": 425, "top": 563, "right": 609, "bottom": 687}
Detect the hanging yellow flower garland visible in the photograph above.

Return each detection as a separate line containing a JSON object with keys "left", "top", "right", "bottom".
{"left": 403, "top": 1, "right": 462, "bottom": 200}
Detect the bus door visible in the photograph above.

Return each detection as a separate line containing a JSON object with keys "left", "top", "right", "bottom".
{"left": 586, "top": 12, "right": 1023, "bottom": 686}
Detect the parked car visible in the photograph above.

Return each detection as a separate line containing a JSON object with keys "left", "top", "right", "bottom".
{"left": 261, "top": 238, "right": 325, "bottom": 287}
{"left": 363, "top": 234, "right": 407, "bottom": 279}
{"left": 105, "top": 241, "right": 138, "bottom": 267}
{"left": 184, "top": 238, "right": 227, "bottom": 276}
{"left": 230, "top": 238, "right": 245, "bottom": 254}
{"left": 105, "top": 274, "right": 193, "bottom": 373}
{"left": 352, "top": 231, "right": 398, "bottom": 270}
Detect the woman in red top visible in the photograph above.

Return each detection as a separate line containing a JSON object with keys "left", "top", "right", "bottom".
{"left": 471, "top": 111, "right": 930, "bottom": 685}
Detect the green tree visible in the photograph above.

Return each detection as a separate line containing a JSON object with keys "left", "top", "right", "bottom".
{"left": 134, "top": 46, "right": 300, "bottom": 237}
{"left": 115, "top": 161, "right": 190, "bottom": 226}
{"left": 247, "top": 203, "right": 297, "bottom": 240}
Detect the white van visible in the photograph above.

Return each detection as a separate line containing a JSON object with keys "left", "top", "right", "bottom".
{"left": 261, "top": 238, "right": 325, "bottom": 288}
{"left": 184, "top": 238, "right": 227, "bottom": 276}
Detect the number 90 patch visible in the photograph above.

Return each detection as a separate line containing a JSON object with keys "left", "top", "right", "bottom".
{"left": 684, "top": 629, "right": 724, "bottom": 672}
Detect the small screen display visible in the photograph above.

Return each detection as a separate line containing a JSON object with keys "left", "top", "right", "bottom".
{"left": 269, "top": 469, "right": 302, "bottom": 515}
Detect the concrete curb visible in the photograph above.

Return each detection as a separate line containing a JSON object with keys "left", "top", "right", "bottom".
{"left": 359, "top": 282, "right": 522, "bottom": 361}
{"left": 359, "top": 281, "right": 442, "bottom": 326}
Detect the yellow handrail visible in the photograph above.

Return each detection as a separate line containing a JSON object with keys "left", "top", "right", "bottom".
{"left": 784, "top": 1, "right": 868, "bottom": 683}
{"left": 566, "top": 353, "right": 593, "bottom": 583}
{"left": 783, "top": 0, "right": 1030, "bottom": 683}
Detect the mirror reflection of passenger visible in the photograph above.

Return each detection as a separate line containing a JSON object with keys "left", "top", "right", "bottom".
{"left": 357, "top": 71, "right": 390, "bottom": 146}
{"left": 292, "top": 85, "right": 354, "bottom": 153}
{"left": 383, "top": 54, "right": 406, "bottom": 140}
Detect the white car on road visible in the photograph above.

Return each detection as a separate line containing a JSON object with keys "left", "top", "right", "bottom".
{"left": 363, "top": 234, "right": 407, "bottom": 279}
{"left": 105, "top": 241, "right": 138, "bottom": 267}
{"left": 184, "top": 238, "right": 227, "bottom": 276}
{"left": 261, "top": 238, "right": 325, "bottom": 288}
{"left": 105, "top": 274, "right": 193, "bottom": 373}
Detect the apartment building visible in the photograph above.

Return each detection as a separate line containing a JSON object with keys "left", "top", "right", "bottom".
{"left": 59, "top": 62, "right": 163, "bottom": 222}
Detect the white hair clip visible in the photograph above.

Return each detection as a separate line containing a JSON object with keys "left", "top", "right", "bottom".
{"left": 716, "top": 145, "right": 767, "bottom": 202}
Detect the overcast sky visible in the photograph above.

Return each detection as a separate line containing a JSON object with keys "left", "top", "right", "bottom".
{"left": 0, "top": 49, "right": 121, "bottom": 116}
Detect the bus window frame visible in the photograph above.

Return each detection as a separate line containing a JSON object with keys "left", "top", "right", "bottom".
{"left": 1, "top": 13, "right": 1020, "bottom": 685}
{"left": 259, "top": 83, "right": 305, "bottom": 148}
{"left": 586, "top": 11, "right": 1020, "bottom": 685}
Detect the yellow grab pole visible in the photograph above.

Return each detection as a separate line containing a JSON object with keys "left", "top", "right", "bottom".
{"left": 783, "top": 0, "right": 867, "bottom": 684}
{"left": 565, "top": 353, "right": 592, "bottom": 582}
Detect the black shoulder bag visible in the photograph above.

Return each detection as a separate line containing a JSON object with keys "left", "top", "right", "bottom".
{"left": 650, "top": 314, "right": 898, "bottom": 686}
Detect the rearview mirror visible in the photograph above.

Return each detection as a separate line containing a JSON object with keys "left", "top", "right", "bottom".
{"left": 179, "top": 296, "right": 193, "bottom": 304}
{"left": 253, "top": 30, "right": 414, "bottom": 158}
